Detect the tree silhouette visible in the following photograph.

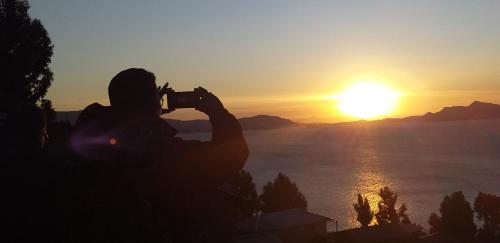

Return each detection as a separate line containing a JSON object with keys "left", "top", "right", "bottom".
{"left": 375, "top": 187, "right": 411, "bottom": 224}
{"left": 259, "top": 173, "right": 307, "bottom": 213}
{"left": 428, "top": 191, "right": 476, "bottom": 239}
{"left": 428, "top": 212, "right": 441, "bottom": 234}
{"left": 353, "top": 194, "right": 374, "bottom": 227}
{"left": 40, "top": 99, "right": 55, "bottom": 122}
{"left": 233, "top": 170, "right": 258, "bottom": 219}
{"left": 0, "top": 0, "right": 54, "bottom": 106}
{"left": 398, "top": 203, "right": 411, "bottom": 224}
{"left": 474, "top": 192, "right": 500, "bottom": 243}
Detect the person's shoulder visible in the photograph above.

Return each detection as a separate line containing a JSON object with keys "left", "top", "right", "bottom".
{"left": 75, "top": 103, "right": 110, "bottom": 127}
{"left": 84, "top": 102, "right": 105, "bottom": 111}
{"left": 81, "top": 103, "right": 108, "bottom": 116}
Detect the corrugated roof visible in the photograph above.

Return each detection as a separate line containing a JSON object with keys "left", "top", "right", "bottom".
{"left": 237, "top": 233, "right": 282, "bottom": 243}
{"left": 331, "top": 224, "right": 422, "bottom": 243}
{"left": 236, "top": 209, "right": 331, "bottom": 233}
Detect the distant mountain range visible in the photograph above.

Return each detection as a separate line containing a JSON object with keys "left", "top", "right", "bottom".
{"left": 56, "top": 101, "right": 500, "bottom": 132}
{"left": 55, "top": 111, "right": 296, "bottom": 133}
{"left": 165, "top": 115, "right": 297, "bottom": 133}
{"left": 318, "top": 101, "right": 500, "bottom": 127}
{"left": 382, "top": 101, "right": 500, "bottom": 123}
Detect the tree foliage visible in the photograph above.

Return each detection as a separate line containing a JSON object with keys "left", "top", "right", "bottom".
{"left": 0, "top": 0, "right": 54, "bottom": 105}
{"left": 428, "top": 191, "right": 476, "bottom": 239}
{"left": 428, "top": 212, "right": 441, "bottom": 234}
{"left": 233, "top": 170, "right": 258, "bottom": 219}
{"left": 398, "top": 203, "right": 411, "bottom": 224}
{"left": 259, "top": 173, "right": 307, "bottom": 213}
{"left": 474, "top": 192, "right": 500, "bottom": 243}
{"left": 375, "top": 186, "right": 411, "bottom": 225}
{"left": 40, "top": 98, "right": 55, "bottom": 122}
{"left": 353, "top": 194, "right": 374, "bottom": 227}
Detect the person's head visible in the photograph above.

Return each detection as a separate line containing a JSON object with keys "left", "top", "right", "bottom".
{"left": 108, "top": 68, "right": 161, "bottom": 116}
{"left": 6, "top": 104, "right": 48, "bottom": 153}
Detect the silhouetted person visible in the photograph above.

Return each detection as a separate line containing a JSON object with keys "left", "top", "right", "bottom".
{"left": 0, "top": 104, "right": 65, "bottom": 242}
{"left": 71, "top": 68, "right": 249, "bottom": 242}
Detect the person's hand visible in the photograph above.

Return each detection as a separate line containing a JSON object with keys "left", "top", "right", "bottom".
{"left": 158, "top": 83, "right": 175, "bottom": 114}
{"left": 194, "top": 87, "right": 225, "bottom": 116}
{"left": 158, "top": 82, "right": 173, "bottom": 99}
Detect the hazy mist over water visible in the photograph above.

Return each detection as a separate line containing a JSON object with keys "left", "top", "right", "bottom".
{"left": 180, "top": 119, "right": 500, "bottom": 230}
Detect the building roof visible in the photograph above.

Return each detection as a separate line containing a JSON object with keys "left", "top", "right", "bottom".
{"left": 330, "top": 223, "right": 423, "bottom": 243}
{"left": 415, "top": 234, "right": 458, "bottom": 243}
{"left": 237, "top": 233, "right": 282, "bottom": 243}
{"left": 236, "top": 209, "right": 331, "bottom": 233}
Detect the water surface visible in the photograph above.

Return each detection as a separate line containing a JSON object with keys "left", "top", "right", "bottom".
{"left": 180, "top": 119, "right": 500, "bottom": 230}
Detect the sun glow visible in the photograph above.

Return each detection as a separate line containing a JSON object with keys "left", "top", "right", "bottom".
{"left": 334, "top": 82, "right": 400, "bottom": 119}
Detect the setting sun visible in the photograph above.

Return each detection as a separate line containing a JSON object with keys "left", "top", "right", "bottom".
{"left": 335, "top": 82, "right": 400, "bottom": 120}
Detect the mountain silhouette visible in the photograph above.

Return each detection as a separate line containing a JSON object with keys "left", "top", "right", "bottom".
{"left": 56, "top": 111, "right": 296, "bottom": 133}
{"left": 382, "top": 101, "right": 500, "bottom": 123}
{"left": 165, "top": 115, "right": 296, "bottom": 133}
{"left": 57, "top": 101, "right": 500, "bottom": 130}
{"left": 239, "top": 115, "right": 296, "bottom": 130}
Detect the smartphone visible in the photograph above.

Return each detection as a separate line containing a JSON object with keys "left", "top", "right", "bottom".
{"left": 166, "top": 91, "right": 201, "bottom": 110}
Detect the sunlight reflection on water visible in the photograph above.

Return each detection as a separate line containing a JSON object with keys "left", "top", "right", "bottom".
{"left": 349, "top": 147, "right": 393, "bottom": 227}
{"left": 179, "top": 121, "right": 500, "bottom": 230}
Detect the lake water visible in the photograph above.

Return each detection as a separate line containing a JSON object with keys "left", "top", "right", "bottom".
{"left": 180, "top": 119, "right": 500, "bottom": 231}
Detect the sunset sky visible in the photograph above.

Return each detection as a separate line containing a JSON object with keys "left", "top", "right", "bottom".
{"left": 30, "top": 0, "right": 500, "bottom": 122}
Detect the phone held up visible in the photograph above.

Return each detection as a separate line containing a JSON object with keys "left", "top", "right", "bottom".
{"left": 159, "top": 83, "right": 201, "bottom": 112}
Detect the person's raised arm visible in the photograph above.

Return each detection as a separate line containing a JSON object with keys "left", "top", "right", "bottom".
{"left": 194, "top": 87, "right": 243, "bottom": 143}
{"left": 171, "top": 87, "right": 249, "bottom": 186}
